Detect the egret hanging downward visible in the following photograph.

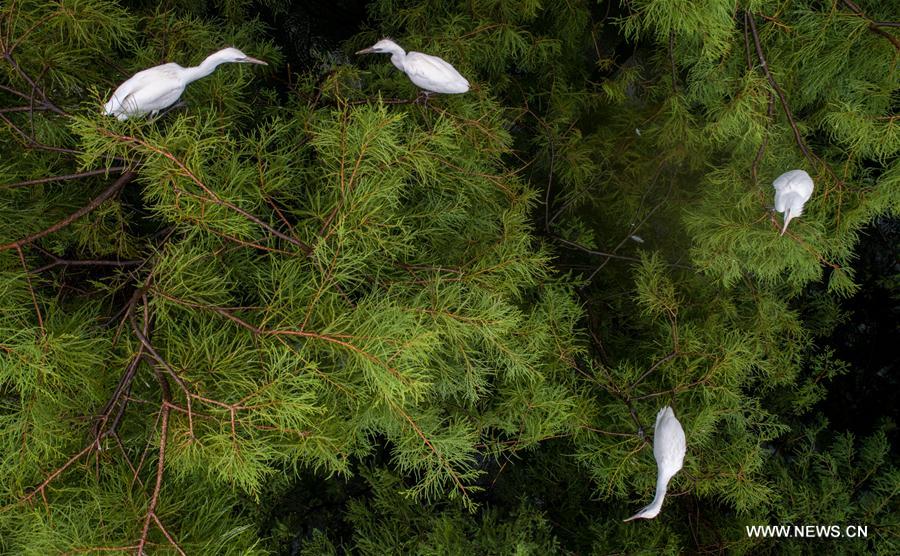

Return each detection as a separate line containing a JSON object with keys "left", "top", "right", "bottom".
{"left": 103, "top": 47, "right": 267, "bottom": 120}
{"left": 625, "top": 406, "right": 686, "bottom": 521}
{"left": 355, "top": 39, "right": 469, "bottom": 98}
{"left": 773, "top": 169, "right": 814, "bottom": 236}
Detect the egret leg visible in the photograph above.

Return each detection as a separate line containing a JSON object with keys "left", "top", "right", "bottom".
{"left": 414, "top": 91, "right": 434, "bottom": 107}
{"left": 150, "top": 101, "right": 188, "bottom": 123}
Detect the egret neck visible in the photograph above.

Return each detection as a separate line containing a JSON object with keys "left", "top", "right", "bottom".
{"left": 181, "top": 51, "right": 242, "bottom": 84}
{"left": 380, "top": 42, "right": 408, "bottom": 73}
{"left": 781, "top": 208, "right": 793, "bottom": 236}
{"left": 625, "top": 471, "right": 667, "bottom": 521}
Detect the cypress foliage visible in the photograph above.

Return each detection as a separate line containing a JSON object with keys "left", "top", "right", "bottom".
{"left": 1, "top": 0, "right": 898, "bottom": 554}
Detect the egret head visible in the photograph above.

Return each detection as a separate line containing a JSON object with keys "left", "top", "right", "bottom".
{"left": 213, "top": 47, "right": 267, "bottom": 65}
{"left": 356, "top": 38, "right": 403, "bottom": 56}
{"left": 624, "top": 503, "right": 664, "bottom": 522}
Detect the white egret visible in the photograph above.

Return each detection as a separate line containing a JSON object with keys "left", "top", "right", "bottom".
{"left": 773, "top": 169, "right": 814, "bottom": 236}
{"left": 625, "top": 406, "right": 686, "bottom": 521}
{"left": 355, "top": 39, "right": 469, "bottom": 98}
{"left": 103, "top": 47, "right": 267, "bottom": 120}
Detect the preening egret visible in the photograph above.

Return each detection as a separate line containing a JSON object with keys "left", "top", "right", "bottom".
{"left": 355, "top": 39, "right": 469, "bottom": 97}
{"left": 103, "top": 47, "right": 267, "bottom": 120}
{"left": 625, "top": 406, "right": 686, "bottom": 521}
{"left": 773, "top": 169, "right": 814, "bottom": 236}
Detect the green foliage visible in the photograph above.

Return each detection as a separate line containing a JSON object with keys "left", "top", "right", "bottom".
{"left": 1, "top": 0, "right": 897, "bottom": 553}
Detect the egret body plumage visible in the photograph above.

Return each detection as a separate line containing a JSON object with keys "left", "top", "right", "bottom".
{"left": 625, "top": 406, "right": 686, "bottom": 521}
{"left": 773, "top": 169, "right": 814, "bottom": 236}
{"left": 103, "top": 47, "right": 267, "bottom": 120}
{"left": 355, "top": 39, "right": 469, "bottom": 95}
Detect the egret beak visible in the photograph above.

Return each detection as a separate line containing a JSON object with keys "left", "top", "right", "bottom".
{"left": 355, "top": 47, "right": 377, "bottom": 55}
{"left": 780, "top": 208, "right": 793, "bottom": 236}
{"left": 240, "top": 56, "right": 268, "bottom": 65}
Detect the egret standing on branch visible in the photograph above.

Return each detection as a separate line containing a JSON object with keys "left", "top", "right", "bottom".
{"left": 773, "top": 169, "right": 814, "bottom": 236}
{"left": 103, "top": 47, "right": 267, "bottom": 120}
{"left": 625, "top": 406, "right": 686, "bottom": 522}
{"left": 355, "top": 39, "right": 470, "bottom": 100}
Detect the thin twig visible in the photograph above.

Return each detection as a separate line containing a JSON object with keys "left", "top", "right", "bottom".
{"left": 136, "top": 372, "right": 172, "bottom": 555}
{"left": 841, "top": 0, "right": 900, "bottom": 51}
{"left": 2, "top": 167, "right": 127, "bottom": 190}
{"left": 101, "top": 131, "right": 312, "bottom": 255}
{"left": 0, "top": 171, "right": 136, "bottom": 252}
{"left": 746, "top": 12, "right": 816, "bottom": 167}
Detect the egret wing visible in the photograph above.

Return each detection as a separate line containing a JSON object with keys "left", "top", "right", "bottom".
{"left": 773, "top": 188, "right": 788, "bottom": 212}
{"left": 653, "top": 406, "right": 686, "bottom": 475}
{"left": 104, "top": 64, "right": 185, "bottom": 119}
{"left": 405, "top": 52, "right": 469, "bottom": 93}
{"left": 772, "top": 169, "right": 814, "bottom": 212}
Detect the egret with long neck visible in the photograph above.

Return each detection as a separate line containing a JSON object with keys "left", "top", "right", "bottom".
{"left": 356, "top": 39, "right": 469, "bottom": 96}
{"left": 103, "top": 47, "right": 267, "bottom": 120}
{"left": 625, "top": 406, "right": 686, "bottom": 521}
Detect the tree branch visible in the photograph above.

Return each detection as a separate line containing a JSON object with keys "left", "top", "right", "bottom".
{"left": 101, "top": 131, "right": 313, "bottom": 256}
{"left": 745, "top": 12, "right": 816, "bottom": 167}
{"left": 0, "top": 171, "right": 136, "bottom": 252}
{"left": 2, "top": 167, "right": 128, "bottom": 191}
{"left": 841, "top": 0, "right": 900, "bottom": 51}
{"left": 2, "top": 51, "right": 68, "bottom": 116}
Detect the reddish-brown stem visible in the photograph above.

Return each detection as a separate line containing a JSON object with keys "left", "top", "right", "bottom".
{"left": 0, "top": 112, "right": 81, "bottom": 155}
{"left": 136, "top": 371, "right": 172, "bottom": 555}
{"left": 746, "top": 13, "right": 816, "bottom": 167}
{"left": 2, "top": 51, "right": 68, "bottom": 116}
{"left": 629, "top": 351, "right": 679, "bottom": 391}
{"left": 842, "top": 0, "right": 900, "bottom": 51}
{"left": 0, "top": 171, "right": 136, "bottom": 252}
{"left": 17, "top": 443, "right": 94, "bottom": 505}
{"left": 100, "top": 131, "right": 312, "bottom": 255}
{"left": 32, "top": 256, "right": 142, "bottom": 274}
{"left": 2, "top": 167, "right": 128, "bottom": 190}
{"left": 16, "top": 246, "right": 45, "bottom": 336}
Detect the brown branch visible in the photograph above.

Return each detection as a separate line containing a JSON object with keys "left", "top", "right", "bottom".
{"left": 841, "top": 0, "right": 900, "bottom": 51}
{"left": 0, "top": 171, "right": 136, "bottom": 252}
{"left": 100, "top": 131, "right": 312, "bottom": 255}
{"left": 152, "top": 513, "right": 186, "bottom": 556}
{"left": 136, "top": 372, "right": 172, "bottom": 555}
{"left": 751, "top": 93, "right": 776, "bottom": 184}
{"left": 31, "top": 256, "right": 142, "bottom": 274}
{"left": 746, "top": 12, "right": 816, "bottom": 167}
{"left": 155, "top": 293, "right": 412, "bottom": 387}
{"left": 0, "top": 112, "right": 81, "bottom": 155}
{"left": 16, "top": 246, "right": 45, "bottom": 336}
{"left": 2, "top": 167, "right": 128, "bottom": 191}
{"left": 2, "top": 51, "right": 68, "bottom": 116}
{"left": 13, "top": 294, "right": 151, "bottom": 507}
{"left": 17, "top": 443, "right": 94, "bottom": 505}
{"left": 552, "top": 234, "right": 692, "bottom": 269}
{"left": 395, "top": 404, "right": 470, "bottom": 501}
{"left": 0, "top": 83, "right": 32, "bottom": 101}
{"left": 629, "top": 351, "right": 679, "bottom": 391}
{"left": 0, "top": 105, "right": 53, "bottom": 114}
{"left": 345, "top": 96, "right": 419, "bottom": 106}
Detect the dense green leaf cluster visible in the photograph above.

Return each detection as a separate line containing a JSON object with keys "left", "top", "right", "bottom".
{"left": 1, "top": 0, "right": 897, "bottom": 554}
